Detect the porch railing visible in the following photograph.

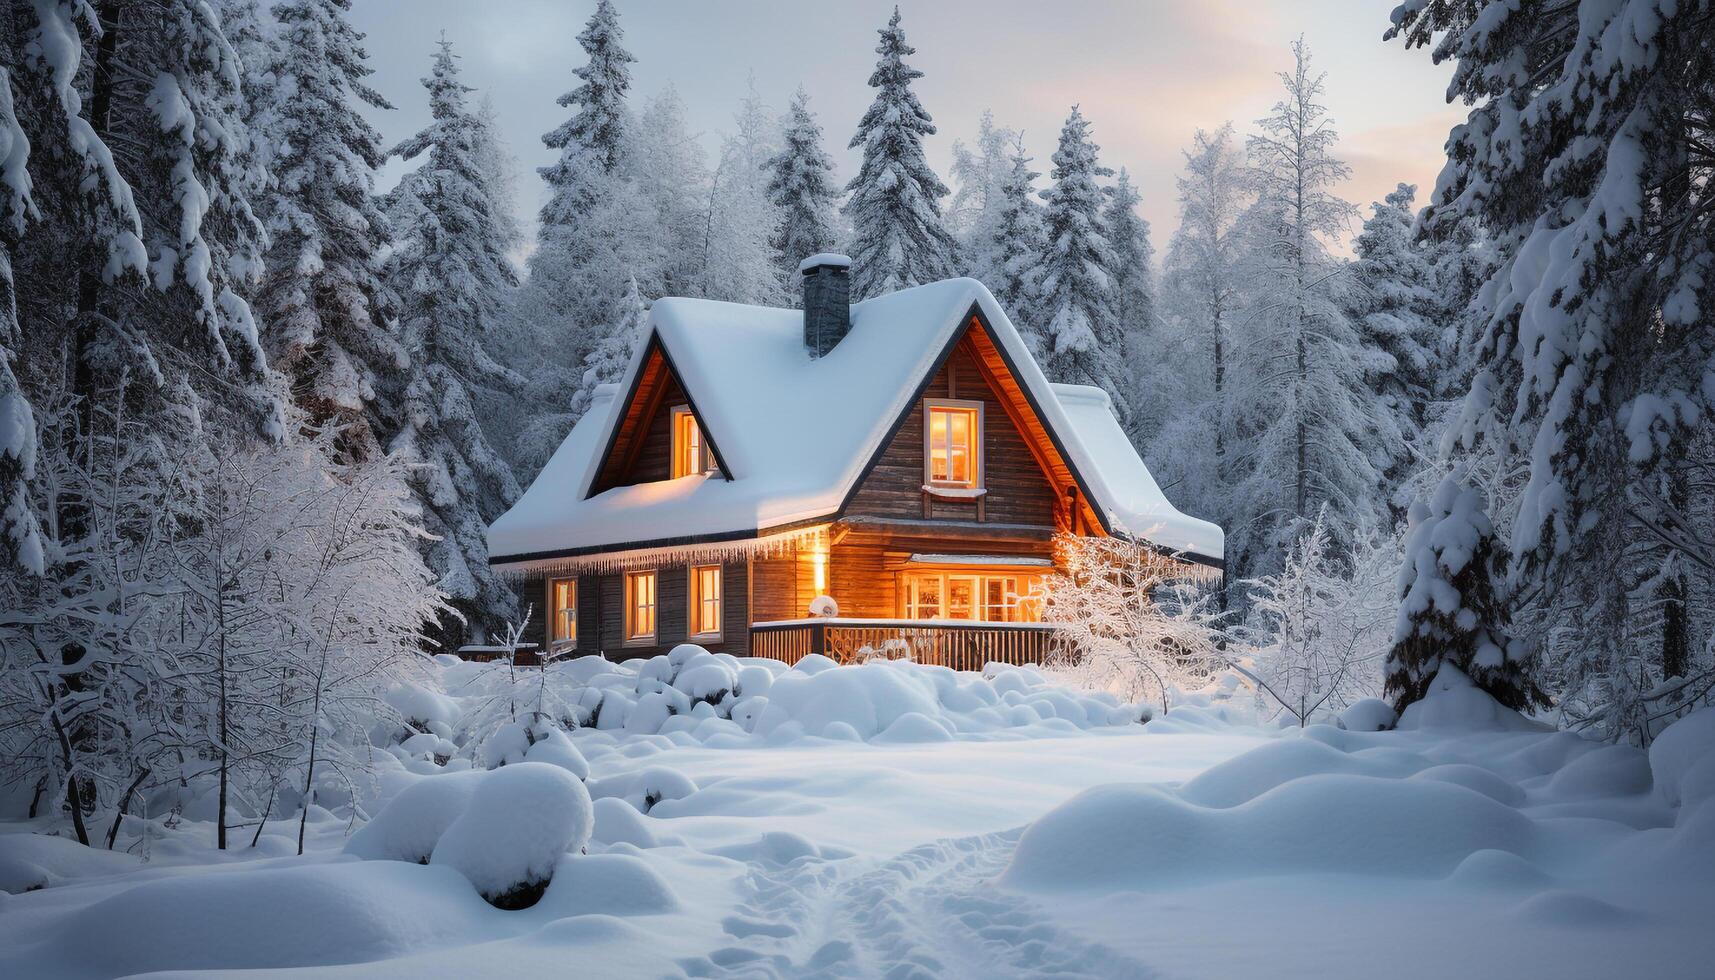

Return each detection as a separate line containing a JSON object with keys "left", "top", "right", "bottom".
{"left": 748, "top": 618, "right": 1058, "bottom": 671}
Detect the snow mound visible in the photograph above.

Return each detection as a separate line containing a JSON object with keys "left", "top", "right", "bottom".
{"left": 1178, "top": 737, "right": 1425, "bottom": 808}
{"left": 1336, "top": 698, "right": 1397, "bottom": 732}
{"left": 14, "top": 861, "right": 491, "bottom": 976}
{"left": 587, "top": 766, "right": 698, "bottom": 814}
{"left": 536, "top": 852, "right": 680, "bottom": 918}
{"left": 430, "top": 763, "right": 593, "bottom": 906}
{"left": 1649, "top": 706, "right": 1715, "bottom": 815}
{"left": 1000, "top": 774, "right": 1540, "bottom": 892}
{"left": 344, "top": 770, "right": 485, "bottom": 864}
{"left": 385, "top": 681, "right": 460, "bottom": 737}
{"left": 425, "top": 650, "right": 1139, "bottom": 747}
{"left": 0, "top": 833, "right": 139, "bottom": 893}
{"left": 1396, "top": 664, "right": 1544, "bottom": 732}
{"left": 591, "top": 797, "right": 670, "bottom": 849}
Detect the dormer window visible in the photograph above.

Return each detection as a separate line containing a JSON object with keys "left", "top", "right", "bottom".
{"left": 671, "top": 405, "right": 712, "bottom": 478}
{"left": 924, "top": 399, "right": 982, "bottom": 489}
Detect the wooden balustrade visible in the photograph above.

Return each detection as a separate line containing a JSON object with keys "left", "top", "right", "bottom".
{"left": 747, "top": 619, "right": 1057, "bottom": 671}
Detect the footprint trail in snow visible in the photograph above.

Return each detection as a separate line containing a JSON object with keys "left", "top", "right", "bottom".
{"left": 678, "top": 829, "right": 1154, "bottom": 979}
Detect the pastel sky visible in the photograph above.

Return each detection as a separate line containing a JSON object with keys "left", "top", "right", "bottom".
{"left": 351, "top": 0, "right": 1464, "bottom": 259}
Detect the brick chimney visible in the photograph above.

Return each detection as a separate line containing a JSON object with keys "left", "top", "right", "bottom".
{"left": 800, "top": 253, "right": 852, "bottom": 358}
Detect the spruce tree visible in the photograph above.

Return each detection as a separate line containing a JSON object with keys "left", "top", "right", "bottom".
{"left": 1386, "top": 469, "right": 1547, "bottom": 713}
{"left": 0, "top": 68, "right": 42, "bottom": 575}
{"left": 570, "top": 276, "right": 647, "bottom": 422}
{"left": 843, "top": 6, "right": 958, "bottom": 300}
{"left": 384, "top": 40, "right": 523, "bottom": 644}
{"left": 1166, "top": 124, "right": 1246, "bottom": 471}
{"left": 1104, "top": 167, "right": 1156, "bottom": 436}
{"left": 950, "top": 110, "right": 1015, "bottom": 280}
{"left": 1228, "top": 38, "right": 1377, "bottom": 569}
{"left": 764, "top": 86, "right": 840, "bottom": 286}
{"left": 986, "top": 137, "right": 1047, "bottom": 343}
{"left": 259, "top": 0, "right": 398, "bottom": 458}
{"left": 1391, "top": 0, "right": 1715, "bottom": 740}
{"left": 1349, "top": 183, "right": 1437, "bottom": 514}
{"left": 515, "top": 0, "right": 642, "bottom": 475}
{"left": 1037, "top": 106, "right": 1121, "bottom": 399}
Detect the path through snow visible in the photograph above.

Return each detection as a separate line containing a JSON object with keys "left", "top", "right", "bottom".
{"left": 681, "top": 829, "right": 1150, "bottom": 979}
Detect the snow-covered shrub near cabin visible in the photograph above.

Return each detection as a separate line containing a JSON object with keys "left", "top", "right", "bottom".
{"left": 344, "top": 771, "right": 486, "bottom": 865}
{"left": 430, "top": 763, "right": 593, "bottom": 909}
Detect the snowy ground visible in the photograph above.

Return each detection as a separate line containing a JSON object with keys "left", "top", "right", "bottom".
{"left": 1, "top": 655, "right": 1711, "bottom": 979}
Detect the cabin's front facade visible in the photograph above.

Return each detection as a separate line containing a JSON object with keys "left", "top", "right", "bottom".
{"left": 487, "top": 256, "right": 1222, "bottom": 667}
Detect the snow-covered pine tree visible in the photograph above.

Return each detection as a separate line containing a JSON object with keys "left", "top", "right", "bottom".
{"left": 543, "top": 0, "right": 631, "bottom": 182}
{"left": 259, "top": 0, "right": 399, "bottom": 458}
{"left": 0, "top": 67, "right": 43, "bottom": 576}
{"left": 514, "top": 0, "right": 646, "bottom": 476}
{"left": 985, "top": 136, "right": 1047, "bottom": 346}
{"left": 1389, "top": 0, "right": 1715, "bottom": 739}
{"left": 1349, "top": 183, "right": 1437, "bottom": 517}
{"left": 1228, "top": 38, "right": 1376, "bottom": 573}
{"left": 1163, "top": 124, "right": 1246, "bottom": 470}
{"left": 843, "top": 6, "right": 958, "bottom": 300}
{"left": 949, "top": 110, "right": 1015, "bottom": 281}
{"left": 700, "top": 81, "right": 784, "bottom": 306}
{"left": 1037, "top": 106, "right": 1122, "bottom": 401}
{"left": 764, "top": 86, "right": 840, "bottom": 289}
{"left": 384, "top": 39, "right": 524, "bottom": 645}
{"left": 631, "top": 85, "right": 711, "bottom": 298}
{"left": 1104, "top": 167, "right": 1156, "bottom": 437}
{"left": 1386, "top": 469, "right": 1547, "bottom": 713}
{"left": 569, "top": 276, "right": 647, "bottom": 422}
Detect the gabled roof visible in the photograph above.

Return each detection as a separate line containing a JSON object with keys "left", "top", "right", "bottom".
{"left": 488, "top": 278, "right": 1223, "bottom": 566}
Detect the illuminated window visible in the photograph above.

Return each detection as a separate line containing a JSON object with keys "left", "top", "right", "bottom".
{"left": 924, "top": 400, "right": 981, "bottom": 488}
{"left": 671, "top": 405, "right": 711, "bottom": 478}
{"left": 902, "top": 571, "right": 1042, "bottom": 622}
{"left": 689, "top": 565, "right": 722, "bottom": 638}
{"left": 625, "top": 570, "right": 657, "bottom": 642}
{"left": 548, "top": 577, "right": 577, "bottom": 647}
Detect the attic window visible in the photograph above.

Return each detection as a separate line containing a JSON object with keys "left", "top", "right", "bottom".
{"left": 671, "top": 405, "right": 711, "bottom": 478}
{"left": 924, "top": 399, "right": 982, "bottom": 489}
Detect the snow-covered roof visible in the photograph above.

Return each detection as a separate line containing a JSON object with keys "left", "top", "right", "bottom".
{"left": 488, "top": 278, "right": 1223, "bottom": 566}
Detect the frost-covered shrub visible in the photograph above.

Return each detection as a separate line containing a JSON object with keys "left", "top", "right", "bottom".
{"left": 430, "top": 763, "right": 593, "bottom": 909}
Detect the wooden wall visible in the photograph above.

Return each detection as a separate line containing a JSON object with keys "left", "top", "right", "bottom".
{"left": 844, "top": 337, "right": 1061, "bottom": 526}
{"left": 622, "top": 371, "right": 689, "bottom": 485}
{"left": 508, "top": 558, "right": 750, "bottom": 661}
{"left": 829, "top": 527, "right": 1054, "bottom": 618}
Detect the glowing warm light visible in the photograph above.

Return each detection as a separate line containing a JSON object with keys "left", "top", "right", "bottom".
{"left": 812, "top": 548, "right": 827, "bottom": 594}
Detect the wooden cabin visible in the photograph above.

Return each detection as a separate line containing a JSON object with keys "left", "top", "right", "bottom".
{"left": 486, "top": 254, "right": 1223, "bottom": 668}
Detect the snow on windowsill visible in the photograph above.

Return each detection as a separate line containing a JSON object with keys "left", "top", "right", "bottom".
{"left": 922, "top": 484, "right": 987, "bottom": 499}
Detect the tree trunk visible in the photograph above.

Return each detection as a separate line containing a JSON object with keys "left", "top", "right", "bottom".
{"left": 106, "top": 767, "right": 151, "bottom": 850}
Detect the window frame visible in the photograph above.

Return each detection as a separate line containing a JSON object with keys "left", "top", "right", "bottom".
{"left": 547, "top": 576, "right": 578, "bottom": 648}
{"left": 900, "top": 569, "right": 1044, "bottom": 623}
{"left": 623, "top": 569, "right": 658, "bottom": 645}
{"left": 922, "top": 398, "right": 984, "bottom": 490}
{"left": 671, "top": 405, "right": 711, "bottom": 479}
{"left": 688, "top": 564, "right": 723, "bottom": 641}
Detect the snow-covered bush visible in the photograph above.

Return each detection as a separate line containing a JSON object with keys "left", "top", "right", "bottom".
{"left": 344, "top": 771, "right": 485, "bottom": 865}
{"left": 1041, "top": 534, "right": 1226, "bottom": 713}
{"left": 1242, "top": 513, "right": 1396, "bottom": 725}
{"left": 430, "top": 763, "right": 593, "bottom": 909}
{"left": 1386, "top": 470, "right": 1546, "bottom": 715}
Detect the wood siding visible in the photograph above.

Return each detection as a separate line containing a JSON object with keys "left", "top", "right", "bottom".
{"left": 618, "top": 370, "right": 690, "bottom": 486}
{"left": 845, "top": 335, "right": 1062, "bottom": 527}
{"left": 829, "top": 525, "right": 1055, "bottom": 619}
{"left": 507, "top": 559, "right": 749, "bottom": 661}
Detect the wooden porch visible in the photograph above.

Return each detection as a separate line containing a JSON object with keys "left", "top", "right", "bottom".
{"left": 749, "top": 618, "right": 1057, "bottom": 671}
